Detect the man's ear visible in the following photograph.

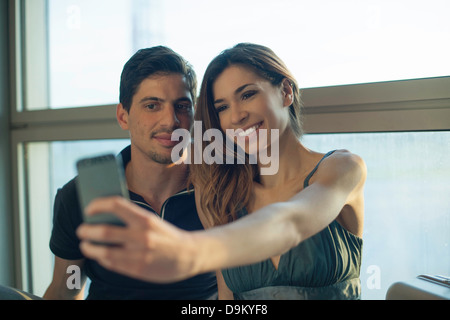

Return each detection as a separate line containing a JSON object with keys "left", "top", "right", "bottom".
{"left": 281, "top": 78, "right": 294, "bottom": 108}
{"left": 116, "top": 103, "right": 129, "bottom": 130}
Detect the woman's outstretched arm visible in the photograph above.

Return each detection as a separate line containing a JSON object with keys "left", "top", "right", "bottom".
{"left": 77, "top": 150, "right": 366, "bottom": 283}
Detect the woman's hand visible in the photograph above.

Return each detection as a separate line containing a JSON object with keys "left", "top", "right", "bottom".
{"left": 76, "top": 196, "right": 200, "bottom": 283}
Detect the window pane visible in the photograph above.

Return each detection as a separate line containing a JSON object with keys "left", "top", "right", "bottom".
{"left": 25, "top": 139, "right": 129, "bottom": 295}
{"left": 23, "top": 134, "right": 450, "bottom": 298}
{"left": 22, "top": 0, "right": 450, "bottom": 110}
{"left": 302, "top": 131, "right": 450, "bottom": 299}
{"left": 47, "top": 0, "right": 133, "bottom": 109}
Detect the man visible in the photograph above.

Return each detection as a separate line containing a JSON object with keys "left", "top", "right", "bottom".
{"left": 44, "top": 46, "right": 217, "bottom": 299}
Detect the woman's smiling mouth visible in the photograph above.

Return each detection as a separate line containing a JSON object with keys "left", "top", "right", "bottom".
{"left": 237, "top": 121, "right": 263, "bottom": 137}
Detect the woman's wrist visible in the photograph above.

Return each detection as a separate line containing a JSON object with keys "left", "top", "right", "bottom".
{"left": 186, "top": 230, "right": 220, "bottom": 276}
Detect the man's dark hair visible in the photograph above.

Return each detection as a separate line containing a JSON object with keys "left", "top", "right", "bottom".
{"left": 119, "top": 46, "right": 197, "bottom": 112}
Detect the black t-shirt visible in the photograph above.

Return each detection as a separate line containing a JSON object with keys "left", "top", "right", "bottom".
{"left": 49, "top": 146, "right": 217, "bottom": 299}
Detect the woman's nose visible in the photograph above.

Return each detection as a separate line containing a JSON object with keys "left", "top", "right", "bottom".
{"left": 230, "top": 103, "right": 249, "bottom": 125}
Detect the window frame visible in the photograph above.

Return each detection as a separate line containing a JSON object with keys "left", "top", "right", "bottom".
{"left": 302, "top": 76, "right": 450, "bottom": 133}
{"left": 6, "top": 0, "right": 450, "bottom": 293}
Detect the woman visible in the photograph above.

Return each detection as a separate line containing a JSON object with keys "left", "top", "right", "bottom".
{"left": 78, "top": 43, "right": 367, "bottom": 300}
{"left": 190, "top": 43, "right": 366, "bottom": 299}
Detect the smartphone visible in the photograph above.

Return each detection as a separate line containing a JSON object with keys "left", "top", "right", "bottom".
{"left": 76, "top": 153, "right": 128, "bottom": 227}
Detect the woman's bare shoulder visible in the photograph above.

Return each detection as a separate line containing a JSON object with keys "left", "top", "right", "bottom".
{"left": 312, "top": 149, "right": 367, "bottom": 188}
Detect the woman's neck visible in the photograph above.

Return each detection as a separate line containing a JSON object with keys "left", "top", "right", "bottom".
{"left": 257, "top": 130, "right": 311, "bottom": 189}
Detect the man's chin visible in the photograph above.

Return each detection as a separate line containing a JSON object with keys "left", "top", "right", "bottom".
{"left": 149, "top": 151, "right": 173, "bottom": 165}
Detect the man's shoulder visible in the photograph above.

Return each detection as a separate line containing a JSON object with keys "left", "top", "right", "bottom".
{"left": 56, "top": 176, "right": 79, "bottom": 202}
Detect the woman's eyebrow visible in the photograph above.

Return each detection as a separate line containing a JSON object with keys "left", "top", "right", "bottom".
{"left": 235, "top": 83, "right": 254, "bottom": 94}
{"left": 213, "top": 83, "right": 254, "bottom": 105}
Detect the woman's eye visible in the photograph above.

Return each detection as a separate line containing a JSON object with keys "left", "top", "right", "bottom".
{"left": 242, "top": 90, "right": 257, "bottom": 100}
{"left": 215, "top": 105, "right": 228, "bottom": 113}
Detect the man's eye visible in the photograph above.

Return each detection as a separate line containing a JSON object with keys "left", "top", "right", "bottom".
{"left": 145, "top": 104, "right": 157, "bottom": 110}
{"left": 176, "top": 104, "right": 192, "bottom": 112}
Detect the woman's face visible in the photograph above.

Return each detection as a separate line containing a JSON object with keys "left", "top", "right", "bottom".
{"left": 212, "top": 65, "right": 293, "bottom": 155}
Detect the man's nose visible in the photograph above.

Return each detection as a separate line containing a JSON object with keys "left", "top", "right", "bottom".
{"left": 160, "top": 105, "right": 180, "bottom": 129}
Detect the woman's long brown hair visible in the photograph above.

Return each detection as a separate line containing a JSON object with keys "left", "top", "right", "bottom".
{"left": 189, "top": 43, "right": 303, "bottom": 226}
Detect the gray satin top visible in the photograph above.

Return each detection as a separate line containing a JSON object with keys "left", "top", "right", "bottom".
{"left": 221, "top": 151, "right": 363, "bottom": 300}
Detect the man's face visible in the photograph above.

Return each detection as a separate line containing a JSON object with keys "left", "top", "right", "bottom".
{"left": 118, "top": 73, "right": 194, "bottom": 164}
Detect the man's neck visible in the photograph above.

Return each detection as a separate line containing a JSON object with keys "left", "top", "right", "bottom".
{"left": 125, "top": 149, "right": 189, "bottom": 214}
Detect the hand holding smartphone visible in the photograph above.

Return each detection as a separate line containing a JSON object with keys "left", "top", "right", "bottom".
{"left": 76, "top": 153, "right": 128, "bottom": 227}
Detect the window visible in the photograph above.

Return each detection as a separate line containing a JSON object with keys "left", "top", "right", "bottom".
{"left": 23, "top": 140, "right": 129, "bottom": 293}
{"left": 7, "top": 0, "right": 450, "bottom": 299}
{"left": 303, "top": 132, "right": 450, "bottom": 299}
{"left": 18, "top": 0, "right": 450, "bottom": 110}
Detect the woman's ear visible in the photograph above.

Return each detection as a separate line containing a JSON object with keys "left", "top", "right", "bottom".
{"left": 281, "top": 78, "right": 294, "bottom": 107}
{"left": 116, "top": 103, "right": 129, "bottom": 130}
